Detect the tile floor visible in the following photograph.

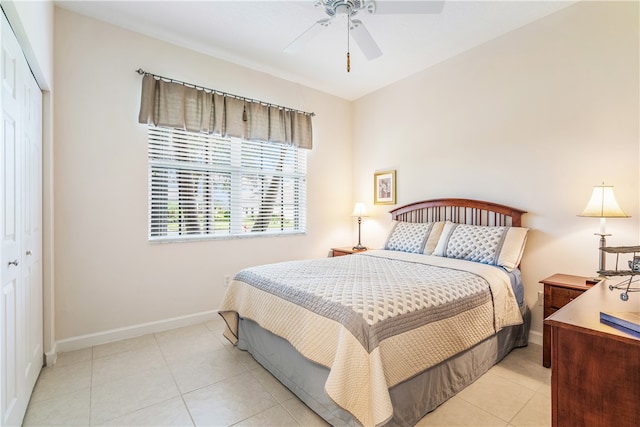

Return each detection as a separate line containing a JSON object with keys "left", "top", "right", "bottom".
{"left": 23, "top": 318, "right": 551, "bottom": 426}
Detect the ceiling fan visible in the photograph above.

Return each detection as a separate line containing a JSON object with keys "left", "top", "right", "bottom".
{"left": 284, "top": 0, "right": 445, "bottom": 72}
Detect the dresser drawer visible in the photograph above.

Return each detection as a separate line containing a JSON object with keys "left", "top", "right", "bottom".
{"left": 547, "top": 286, "right": 584, "bottom": 310}
{"left": 331, "top": 247, "right": 368, "bottom": 257}
{"left": 332, "top": 249, "right": 350, "bottom": 257}
{"left": 540, "top": 274, "right": 594, "bottom": 368}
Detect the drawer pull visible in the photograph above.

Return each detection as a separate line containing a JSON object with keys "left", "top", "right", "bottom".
{"left": 7, "top": 260, "right": 18, "bottom": 267}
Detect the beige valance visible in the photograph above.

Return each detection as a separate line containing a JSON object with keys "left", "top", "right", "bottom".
{"left": 138, "top": 73, "right": 313, "bottom": 149}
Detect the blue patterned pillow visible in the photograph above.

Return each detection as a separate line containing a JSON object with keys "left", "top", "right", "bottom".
{"left": 444, "top": 224, "right": 506, "bottom": 264}
{"left": 433, "top": 223, "right": 529, "bottom": 271}
{"left": 384, "top": 222, "right": 435, "bottom": 254}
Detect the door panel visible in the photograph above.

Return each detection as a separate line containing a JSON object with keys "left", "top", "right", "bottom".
{"left": 1, "top": 280, "right": 17, "bottom": 425}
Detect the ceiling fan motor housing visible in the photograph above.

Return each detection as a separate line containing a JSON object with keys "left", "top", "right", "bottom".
{"left": 316, "top": 0, "right": 376, "bottom": 17}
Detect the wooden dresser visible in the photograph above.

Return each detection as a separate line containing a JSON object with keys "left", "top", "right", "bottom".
{"left": 544, "top": 280, "right": 640, "bottom": 427}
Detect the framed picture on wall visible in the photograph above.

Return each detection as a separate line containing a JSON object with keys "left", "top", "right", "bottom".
{"left": 374, "top": 170, "right": 396, "bottom": 205}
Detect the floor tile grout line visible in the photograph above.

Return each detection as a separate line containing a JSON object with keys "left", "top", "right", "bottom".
{"left": 89, "top": 331, "right": 193, "bottom": 426}
{"left": 93, "top": 395, "right": 190, "bottom": 426}
{"left": 278, "top": 400, "right": 306, "bottom": 426}
{"left": 454, "top": 367, "right": 541, "bottom": 424}
{"left": 488, "top": 367, "right": 548, "bottom": 394}
{"left": 187, "top": 323, "right": 283, "bottom": 426}
{"left": 227, "top": 402, "right": 286, "bottom": 427}
{"left": 91, "top": 335, "right": 161, "bottom": 363}
{"left": 175, "top": 322, "right": 288, "bottom": 426}
{"left": 245, "top": 367, "right": 303, "bottom": 426}
{"left": 484, "top": 368, "right": 542, "bottom": 391}
{"left": 452, "top": 393, "right": 508, "bottom": 424}
{"left": 154, "top": 330, "right": 198, "bottom": 427}
{"left": 89, "top": 333, "right": 184, "bottom": 426}
{"left": 26, "top": 365, "right": 90, "bottom": 407}
{"left": 506, "top": 385, "right": 550, "bottom": 426}
{"left": 506, "top": 392, "right": 536, "bottom": 425}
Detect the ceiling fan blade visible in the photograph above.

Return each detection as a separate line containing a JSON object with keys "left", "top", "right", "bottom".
{"left": 350, "top": 19, "right": 382, "bottom": 60}
{"left": 372, "top": 1, "right": 445, "bottom": 14}
{"left": 284, "top": 18, "right": 332, "bottom": 53}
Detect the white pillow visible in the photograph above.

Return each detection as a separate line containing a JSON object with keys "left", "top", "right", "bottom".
{"left": 423, "top": 221, "right": 445, "bottom": 255}
{"left": 433, "top": 222, "right": 528, "bottom": 271}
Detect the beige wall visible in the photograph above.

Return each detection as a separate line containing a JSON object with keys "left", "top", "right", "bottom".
{"left": 54, "top": 8, "right": 353, "bottom": 342}
{"left": 352, "top": 1, "right": 639, "bottom": 340}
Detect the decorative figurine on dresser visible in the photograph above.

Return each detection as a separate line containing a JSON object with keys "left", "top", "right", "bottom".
{"left": 597, "top": 245, "right": 640, "bottom": 301}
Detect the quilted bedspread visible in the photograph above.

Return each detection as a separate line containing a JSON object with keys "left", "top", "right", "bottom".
{"left": 219, "top": 250, "right": 523, "bottom": 426}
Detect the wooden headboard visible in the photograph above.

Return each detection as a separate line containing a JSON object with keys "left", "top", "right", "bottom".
{"left": 390, "top": 198, "right": 526, "bottom": 227}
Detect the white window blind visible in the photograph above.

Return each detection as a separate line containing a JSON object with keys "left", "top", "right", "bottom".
{"left": 148, "top": 126, "right": 307, "bottom": 242}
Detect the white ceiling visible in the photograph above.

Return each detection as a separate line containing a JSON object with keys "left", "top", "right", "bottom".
{"left": 56, "top": 0, "right": 576, "bottom": 100}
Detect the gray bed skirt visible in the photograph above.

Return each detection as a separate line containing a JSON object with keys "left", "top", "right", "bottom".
{"left": 237, "top": 306, "right": 531, "bottom": 426}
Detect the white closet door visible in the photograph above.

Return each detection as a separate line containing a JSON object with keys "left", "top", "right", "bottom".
{"left": 0, "top": 10, "right": 42, "bottom": 426}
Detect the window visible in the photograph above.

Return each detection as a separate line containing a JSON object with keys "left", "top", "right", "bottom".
{"left": 148, "top": 126, "right": 307, "bottom": 242}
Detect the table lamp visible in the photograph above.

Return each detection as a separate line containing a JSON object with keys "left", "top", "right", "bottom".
{"left": 352, "top": 202, "right": 368, "bottom": 251}
{"left": 578, "top": 183, "right": 629, "bottom": 272}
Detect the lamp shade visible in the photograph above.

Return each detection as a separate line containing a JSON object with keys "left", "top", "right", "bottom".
{"left": 352, "top": 202, "right": 368, "bottom": 217}
{"left": 578, "top": 184, "right": 629, "bottom": 218}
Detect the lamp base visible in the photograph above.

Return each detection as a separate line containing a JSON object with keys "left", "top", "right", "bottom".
{"left": 353, "top": 216, "right": 366, "bottom": 251}
{"left": 595, "top": 232, "right": 610, "bottom": 275}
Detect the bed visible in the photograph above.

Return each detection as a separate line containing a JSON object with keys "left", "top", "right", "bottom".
{"left": 219, "top": 198, "right": 530, "bottom": 426}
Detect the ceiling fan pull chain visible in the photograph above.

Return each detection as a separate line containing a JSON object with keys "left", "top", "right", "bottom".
{"left": 347, "top": 12, "right": 351, "bottom": 72}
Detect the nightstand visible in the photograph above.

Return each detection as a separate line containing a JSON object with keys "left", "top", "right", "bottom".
{"left": 331, "top": 247, "right": 368, "bottom": 257}
{"left": 540, "top": 274, "right": 601, "bottom": 367}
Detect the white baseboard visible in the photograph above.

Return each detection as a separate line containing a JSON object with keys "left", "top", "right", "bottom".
{"left": 45, "top": 344, "right": 57, "bottom": 367}
{"left": 528, "top": 329, "right": 542, "bottom": 346}
{"left": 55, "top": 310, "right": 219, "bottom": 355}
